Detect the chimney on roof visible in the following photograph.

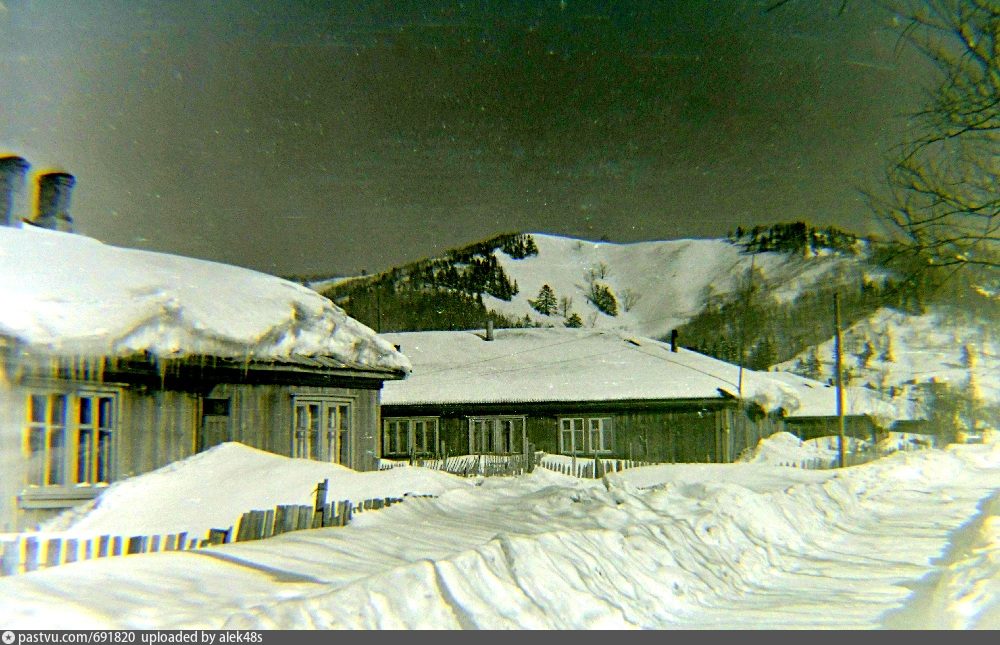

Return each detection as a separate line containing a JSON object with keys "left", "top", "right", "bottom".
{"left": 33, "top": 172, "right": 76, "bottom": 232}
{"left": 485, "top": 319, "right": 494, "bottom": 341}
{"left": 0, "top": 156, "right": 30, "bottom": 228}
{"left": 670, "top": 329, "right": 679, "bottom": 353}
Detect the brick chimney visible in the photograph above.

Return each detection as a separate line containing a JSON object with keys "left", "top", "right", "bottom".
{"left": 0, "top": 156, "right": 30, "bottom": 228}
{"left": 33, "top": 172, "right": 76, "bottom": 232}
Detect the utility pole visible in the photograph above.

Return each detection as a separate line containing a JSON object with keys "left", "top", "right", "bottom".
{"left": 834, "top": 292, "right": 846, "bottom": 468}
{"left": 737, "top": 254, "right": 755, "bottom": 399}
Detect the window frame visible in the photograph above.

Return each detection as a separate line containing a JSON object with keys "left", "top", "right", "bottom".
{"left": 23, "top": 387, "right": 121, "bottom": 492}
{"left": 558, "top": 415, "right": 614, "bottom": 455}
{"left": 291, "top": 396, "right": 354, "bottom": 464}
{"left": 467, "top": 416, "right": 527, "bottom": 455}
{"left": 381, "top": 417, "right": 440, "bottom": 457}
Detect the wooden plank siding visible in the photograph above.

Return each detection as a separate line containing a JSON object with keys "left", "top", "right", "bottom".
{"left": 2, "top": 358, "right": 392, "bottom": 531}
{"left": 383, "top": 400, "right": 785, "bottom": 464}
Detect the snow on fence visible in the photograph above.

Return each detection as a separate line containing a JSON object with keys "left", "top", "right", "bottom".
{"left": 0, "top": 479, "right": 434, "bottom": 577}
{"left": 537, "top": 455, "right": 653, "bottom": 479}
{"left": 378, "top": 453, "right": 536, "bottom": 477}
{"left": 378, "top": 453, "right": 654, "bottom": 479}
{"left": 780, "top": 439, "right": 932, "bottom": 471}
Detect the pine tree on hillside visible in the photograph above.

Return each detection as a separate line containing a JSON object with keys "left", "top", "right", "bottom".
{"left": 564, "top": 312, "right": 583, "bottom": 328}
{"left": 589, "top": 283, "right": 618, "bottom": 316}
{"left": 530, "top": 284, "right": 558, "bottom": 315}
{"left": 803, "top": 347, "right": 823, "bottom": 380}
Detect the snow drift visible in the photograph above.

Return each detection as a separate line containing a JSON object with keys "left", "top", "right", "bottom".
{"left": 0, "top": 226, "right": 409, "bottom": 371}
{"left": 41, "top": 442, "right": 470, "bottom": 537}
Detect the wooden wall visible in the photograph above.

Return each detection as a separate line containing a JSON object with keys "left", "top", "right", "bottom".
{"left": 388, "top": 402, "right": 778, "bottom": 464}
{"left": 2, "top": 377, "right": 383, "bottom": 531}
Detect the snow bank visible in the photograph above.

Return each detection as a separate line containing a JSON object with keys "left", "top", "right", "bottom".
{"left": 739, "top": 431, "right": 869, "bottom": 467}
{"left": 41, "top": 443, "right": 470, "bottom": 537}
{"left": 0, "top": 226, "right": 408, "bottom": 371}
{"left": 883, "top": 489, "right": 1000, "bottom": 628}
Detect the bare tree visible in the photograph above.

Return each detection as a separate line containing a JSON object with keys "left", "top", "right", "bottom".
{"left": 873, "top": 0, "right": 999, "bottom": 273}
{"left": 621, "top": 288, "right": 642, "bottom": 312}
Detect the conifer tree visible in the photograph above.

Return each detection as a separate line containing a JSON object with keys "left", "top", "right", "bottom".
{"left": 530, "top": 284, "right": 558, "bottom": 315}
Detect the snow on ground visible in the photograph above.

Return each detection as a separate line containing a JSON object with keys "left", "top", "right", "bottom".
{"left": 777, "top": 306, "right": 999, "bottom": 407}
{"left": 2, "top": 441, "right": 998, "bottom": 629}
{"left": 39, "top": 443, "right": 470, "bottom": 538}
{"left": 738, "top": 431, "right": 868, "bottom": 467}
{"left": 487, "top": 233, "right": 863, "bottom": 338}
{"left": 0, "top": 226, "right": 408, "bottom": 371}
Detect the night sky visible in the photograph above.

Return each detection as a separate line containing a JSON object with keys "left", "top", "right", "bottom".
{"left": 0, "top": 1, "right": 925, "bottom": 276}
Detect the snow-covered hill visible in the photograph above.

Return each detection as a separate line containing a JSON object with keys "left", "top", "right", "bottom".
{"left": 322, "top": 230, "right": 877, "bottom": 340}
{"left": 489, "top": 233, "right": 872, "bottom": 338}
{"left": 777, "top": 306, "right": 1000, "bottom": 407}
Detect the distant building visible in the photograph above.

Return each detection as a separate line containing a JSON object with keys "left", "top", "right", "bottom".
{"left": 0, "top": 222, "right": 408, "bottom": 531}
{"left": 379, "top": 329, "right": 910, "bottom": 464}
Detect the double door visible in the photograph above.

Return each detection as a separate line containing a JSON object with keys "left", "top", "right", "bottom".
{"left": 293, "top": 399, "right": 351, "bottom": 465}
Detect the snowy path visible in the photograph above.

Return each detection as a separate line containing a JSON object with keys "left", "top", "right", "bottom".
{"left": 1, "top": 445, "right": 998, "bottom": 628}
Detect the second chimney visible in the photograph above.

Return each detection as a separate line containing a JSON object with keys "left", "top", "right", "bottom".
{"left": 34, "top": 172, "right": 76, "bottom": 232}
{"left": 485, "top": 319, "right": 494, "bottom": 341}
{"left": 0, "top": 156, "right": 30, "bottom": 228}
{"left": 670, "top": 329, "right": 678, "bottom": 353}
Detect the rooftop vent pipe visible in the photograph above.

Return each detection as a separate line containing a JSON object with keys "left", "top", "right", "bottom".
{"left": 670, "top": 329, "right": 678, "bottom": 353}
{"left": 485, "top": 319, "right": 494, "bottom": 341}
{"left": 33, "top": 172, "right": 76, "bottom": 232}
{"left": 0, "top": 156, "right": 30, "bottom": 227}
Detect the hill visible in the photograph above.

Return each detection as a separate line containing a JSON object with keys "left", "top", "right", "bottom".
{"left": 317, "top": 225, "right": 998, "bottom": 426}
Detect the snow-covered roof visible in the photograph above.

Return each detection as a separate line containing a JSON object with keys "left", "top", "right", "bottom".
{"left": 380, "top": 328, "right": 904, "bottom": 419}
{"left": 764, "top": 371, "right": 913, "bottom": 422}
{"left": 0, "top": 226, "right": 409, "bottom": 373}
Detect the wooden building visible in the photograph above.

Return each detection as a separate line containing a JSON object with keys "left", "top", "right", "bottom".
{"left": 378, "top": 329, "right": 858, "bottom": 464}
{"left": 0, "top": 224, "right": 408, "bottom": 531}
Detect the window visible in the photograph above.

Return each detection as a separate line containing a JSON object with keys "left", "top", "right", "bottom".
{"left": 468, "top": 417, "right": 526, "bottom": 454}
{"left": 293, "top": 398, "right": 352, "bottom": 464}
{"left": 559, "top": 416, "right": 613, "bottom": 454}
{"left": 25, "top": 390, "right": 118, "bottom": 488}
{"left": 382, "top": 417, "right": 439, "bottom": 457}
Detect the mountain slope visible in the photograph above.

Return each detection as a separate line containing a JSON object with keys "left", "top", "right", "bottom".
{"left": 320, "top": 228, "right": 879, "bottom": 340}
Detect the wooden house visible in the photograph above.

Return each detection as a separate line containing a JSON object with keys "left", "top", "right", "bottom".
{"left": 0, "top": 223, "right": 408, "bottom": 531}
{"left": 378, "top": 328, "right": 881, "bottom": 464}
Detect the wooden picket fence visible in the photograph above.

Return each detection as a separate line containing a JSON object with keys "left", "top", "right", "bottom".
{"left": 537, "top": 456, "right": 653, "bottom": 479}
{"left": 0, "top": 479, "right": 432, "bottom": 577}
{"left": 378, "top": 452, "right": 536, "bottom": 477}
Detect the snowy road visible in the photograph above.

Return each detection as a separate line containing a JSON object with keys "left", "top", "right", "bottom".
{"left": 1, "top": 444, "right": 998, "bottom": 629}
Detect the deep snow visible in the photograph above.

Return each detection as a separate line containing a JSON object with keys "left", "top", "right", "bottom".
{"left": 0, "top": 226, "right": 408, "bottom": 371}
{"left": 1, "top": 439, "right": 998, "bottom": 629}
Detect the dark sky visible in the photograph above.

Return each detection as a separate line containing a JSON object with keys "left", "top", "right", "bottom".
{"left": 0, "top": 0, "right": 925, "bottom": 276}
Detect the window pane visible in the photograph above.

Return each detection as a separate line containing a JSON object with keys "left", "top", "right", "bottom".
{"left": 97, "top": 429, "right": 112, "bottom": 483}
{"left": 29, "top": 395, "right": 46, "bottom": 423}
{"left": 27, "top": 427, "right": 45, "bottom": 486}
{"left": 78, "top": 397, "right": 93, "bottom": 426}
{"left": 48, "top": 425, "right": 65, "bottom": 485}
{"left": 50, "top": 395, "right": 66, "bottom": 426}
{"left": 77, "top": 428, "right": 93, "bottom": 483}
{"left": 414, "top": 421, "right": 425, "bottom": 452}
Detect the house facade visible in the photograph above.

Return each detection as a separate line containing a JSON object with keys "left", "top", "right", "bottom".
{"left": 377, "top": 329, "right": 845, "bottom": 464}
{"left": 0, "top": 219, "right": 408, "bottom": 531}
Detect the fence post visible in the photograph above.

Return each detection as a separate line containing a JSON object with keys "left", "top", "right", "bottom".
{"left": 1, "top": 538, "right": 22, "bottom": 576}
{"left": 45, "top": 538, "right": 63, "bottom": 568}
{"left": 24, "top": 537, "right": 40, "bottom": 573}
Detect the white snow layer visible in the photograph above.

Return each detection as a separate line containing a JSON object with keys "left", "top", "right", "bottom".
{"left": 486, "top": 233, "right": 867, "bottom": 338}
{"left": 0, "top": 226, "right": 409, "bottom": 371}
{"left": 1, "top": 442, "right": 998, "bottom": 629}
{"left": 382, "top": 328, "right": 908, "bottom": 421}
{"left": 39, "top": 443, "right": 471, "bottom": 537}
